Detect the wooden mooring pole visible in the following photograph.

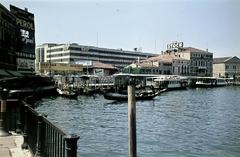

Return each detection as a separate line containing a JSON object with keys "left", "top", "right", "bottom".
{"left": 128, "top": 85, "right": 136, "bottom": 157}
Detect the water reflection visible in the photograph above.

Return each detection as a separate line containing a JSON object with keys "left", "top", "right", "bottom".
{"left": 35, "top": 86, "right": 240, "bottom": 157}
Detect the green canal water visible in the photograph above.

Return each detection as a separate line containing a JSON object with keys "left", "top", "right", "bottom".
{"left": 35, "top": 86, "right": 240, "bottom": 157}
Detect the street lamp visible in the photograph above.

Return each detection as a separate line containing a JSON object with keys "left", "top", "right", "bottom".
{"left": 87, "top": 56, "right": 89, "bottom": 75}
{"left": 50, "top": 46, "right": 51, "bottom": 77}
{"left": 0, "top": 87, "right": 10, "bottom": 136}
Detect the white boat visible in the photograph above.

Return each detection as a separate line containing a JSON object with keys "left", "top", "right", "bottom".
{"left": 195, "top": 77, "right": 226, "bottom": 87}
{"left": 146, "top": 75, "right": 188, "bottom": 90}
{"left": 216, "top": 78, "right": 227, "bottom": 86}
{"left": 56, "top": 88, "right": 78, "bottom": 98}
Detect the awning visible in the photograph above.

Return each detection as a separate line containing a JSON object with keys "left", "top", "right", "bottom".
{"left": 0, "top": 69, "right": 12, "bottom": 77}
{"left": 6, "top": 70, "right": 24, "bottom": 77}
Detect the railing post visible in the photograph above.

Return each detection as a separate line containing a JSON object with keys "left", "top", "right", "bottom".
{"left": 16, "top": 100, "right": 21, "bottom": 134}
{"left": 0, "top": 88, "right": 10, "bottom": 137}
{"left": 21, "top": 103, "right": 28, "bottom": 149}
{"left": 64, "top": 134, "right": 80, "bottom": 157}
{"left": 24, "top": 95, "right": 35, "bottom": 109}
{"left": 35, "top": 114, "right": 43, "bottom": 157}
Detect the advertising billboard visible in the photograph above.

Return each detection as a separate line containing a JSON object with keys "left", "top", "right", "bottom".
{"left": 75, "top": 60, "right": 92, "bottom": 66}
{"left": 10, "top": 5, "right": 35, "bottom": 53}
{"left": 17, "top": 58, "right": 35, "bottom": 73}
{"left": 39, "top": 62, "right": 83, "bottom": 71}
{"left": 167, "top": 42, "right": 183, "bottom": 50}
{"left": 94, "top": 69, "right": 104, "bottom": 76}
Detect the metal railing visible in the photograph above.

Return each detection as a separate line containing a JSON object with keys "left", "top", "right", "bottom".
{"left": 2, "top": 96, "right": 79, "bottom": 157}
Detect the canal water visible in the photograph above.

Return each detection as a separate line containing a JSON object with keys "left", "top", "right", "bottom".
{"left": 35, "top": 86, "right": 240, "bottom": 157}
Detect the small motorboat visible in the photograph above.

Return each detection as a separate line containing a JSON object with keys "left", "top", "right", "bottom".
{"left": 56, "top": 88, "right": 78, "bottom": 98}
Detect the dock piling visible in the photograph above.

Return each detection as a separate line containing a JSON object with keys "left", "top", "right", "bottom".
{"left": 128, "top": 85, "right": 137, "bottom": 157}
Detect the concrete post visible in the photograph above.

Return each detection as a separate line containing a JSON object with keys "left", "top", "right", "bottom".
{"left": 64, "top": 134, "right": 80, "bottom": 157}
{"left": 0, "top": 88, "right": 10, "bottom": 137}
{"left": 21, "top": 104, "right": 28, "bottom": 149}
{"left": 35, "top": 115, "right": 43, "bottom": 157}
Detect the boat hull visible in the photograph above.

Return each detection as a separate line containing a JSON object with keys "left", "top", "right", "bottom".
{"left": 104, "top": 91, "right": 159, "bottom": 101}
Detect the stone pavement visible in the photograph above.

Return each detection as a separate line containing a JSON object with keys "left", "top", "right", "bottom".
{"left": 0, "top": 132, "right": 32, "bottom": 157}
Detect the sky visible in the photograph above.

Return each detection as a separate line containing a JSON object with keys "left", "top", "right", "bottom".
{"left": 1, "top": 0, "right": 240, "bottom": 58}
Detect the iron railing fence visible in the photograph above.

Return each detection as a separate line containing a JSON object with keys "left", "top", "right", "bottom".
{"left": 3, "top": 96, "right": 79, "bottom": 157}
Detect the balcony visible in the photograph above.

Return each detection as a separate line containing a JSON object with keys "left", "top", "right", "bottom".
{"left": 198, "top": 66, "right": 207, "bottom": 69}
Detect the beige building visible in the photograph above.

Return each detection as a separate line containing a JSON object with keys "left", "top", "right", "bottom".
{"left": 126, "top": 54, "right": 190, "bottom": 75}
{"left": 165, "top": 47, "right": 213, "bottom": 76}
{"left": 213, "top": 56, "right": 240, "bottom": 79}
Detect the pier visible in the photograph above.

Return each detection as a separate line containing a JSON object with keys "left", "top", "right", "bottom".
{"left": 54, "top": 75, "right": 240, "bottom": 95}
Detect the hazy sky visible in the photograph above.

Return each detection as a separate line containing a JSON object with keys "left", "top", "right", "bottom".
{"left": 2, "top": 0, "right": 240, "bottom": 58}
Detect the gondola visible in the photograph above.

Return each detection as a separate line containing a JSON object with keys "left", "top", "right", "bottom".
{"left": 103, "top": 90, "right": 160, "bottom": 101}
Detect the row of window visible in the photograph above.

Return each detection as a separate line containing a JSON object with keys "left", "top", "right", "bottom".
{"left": 226, "top": 65, "right": 237, "bottom": 70}
{"left": 191, "top": 53, "right": 212, "bottom": 58}
{"left": 47, "top": 48, "right": 63, "bottom": 53}
{"left": 16, "top": 52, "right": 35, "bottom": 58}
{"left": 172, "top": 66, "right": 189, "bottom": 73}
{"left": 47, "top": 46, "right": 156, "bottom": 60}
{"left": 173, "top": 61, "right": 189, "bottom": 64}
{"left": 191, "top": 60, "right": 212, "bottom": 67}
{"left": 141, "top": 69, "right": 166, "bottom": 74}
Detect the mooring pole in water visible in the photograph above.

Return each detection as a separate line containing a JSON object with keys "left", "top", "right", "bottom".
{"left": 128, "top": 85, "right": 136, "bottom": 157}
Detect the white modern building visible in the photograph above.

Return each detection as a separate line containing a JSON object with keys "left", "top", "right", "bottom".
{"left": 35, "top": 43, "right": 158, "bottom": 74}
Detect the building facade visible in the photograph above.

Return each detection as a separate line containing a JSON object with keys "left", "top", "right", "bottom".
{"left": 165, "top": 46, "right": 213, "bottom": 76}
{"left": 213, "top": 56, "right": 240, "bottom": 79}
{"left": 0, "top": 3, "right": 16, "bottom": 72}
{"left": 142, "top": 54, "right": 190, "bottom": 75}
{"left": 123, "top": 54, "right": 190, "bottom": 76}
{"left": 35, "top": 43, "right": 158, "bottom": 74}
{"left": 10, "top": 5, "right": 35, "bottom": 75}
{"left": 0, "top": 4, "right": 35, "bottom": 77}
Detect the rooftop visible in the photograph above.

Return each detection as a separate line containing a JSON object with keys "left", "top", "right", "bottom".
{"left": 165, "top": 47, "right": 211, "bottom": 54}
{"left": 144, "top": 54, "right": 188, "bottom": 63}
{"left": 179, "top": 47, "right": 209, "bottom": 53}
{"left": 89, "top": 61, "right": 119, "bottom": 69}
{"left": 213, "top": 57, "right": 231, "bottom": 64}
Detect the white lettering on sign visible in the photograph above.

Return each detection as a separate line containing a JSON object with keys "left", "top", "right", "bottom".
{"left": 167, "top": 42, "right": 184, "bottom": 49}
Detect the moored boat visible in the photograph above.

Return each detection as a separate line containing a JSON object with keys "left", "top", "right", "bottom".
{"left": 56, "top": 88, "right": 78, "bottom": 98}
{"left": 146, "top": 75, "right": 188, "bottom": 90}
{"left": 194, "top": 77, "right": 226, "bottom": 87}
{"left": 103, "top": 90, "right": 160, "bottom": 101}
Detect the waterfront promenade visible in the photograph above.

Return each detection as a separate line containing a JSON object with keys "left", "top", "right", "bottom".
{"left": 0, "top": 132, "right": 31, "bottom": 157}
